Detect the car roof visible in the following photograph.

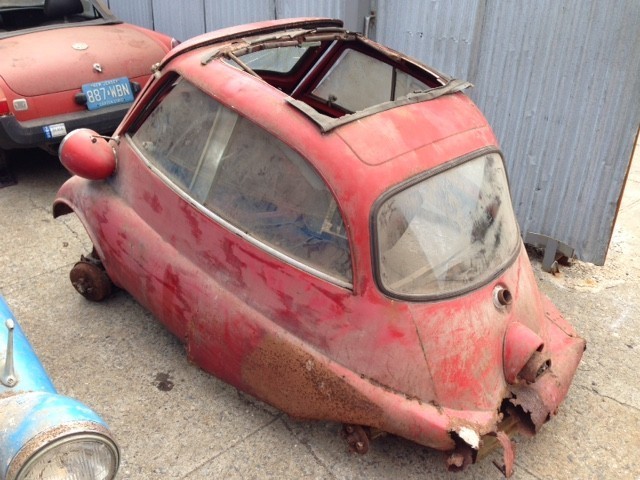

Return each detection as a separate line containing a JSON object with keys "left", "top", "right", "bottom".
{"left": 163, "top": 19, "right": 473, "bottom": 131}
{"left": 150, "top": 19, "right": 496, "bottom": 204}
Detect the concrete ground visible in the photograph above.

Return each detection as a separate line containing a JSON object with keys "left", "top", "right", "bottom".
{"left": 1, "top": 143, "right": 639, "bottom": 480}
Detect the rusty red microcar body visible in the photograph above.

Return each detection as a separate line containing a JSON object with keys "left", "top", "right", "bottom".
{"left": 53, "top": 18, "right": 585, "bottom": 475}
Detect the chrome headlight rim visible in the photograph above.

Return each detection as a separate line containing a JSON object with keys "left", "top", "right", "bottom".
{"left": 7, "top": 422, "right": 120, "bottom": 480}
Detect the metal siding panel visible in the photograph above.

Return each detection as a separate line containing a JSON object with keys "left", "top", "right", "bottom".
{"left": 274, "top": 0, "right": 367, "bottom": 32}
{"left": 107, "top": 0, "right": 154, "bottom": 29}
{"left": 376, "top": 0, "right": 640, "bottom": 264}
{"left": 275, "top": 0, "right": 346, "bottom": 23}
{"left": 376, "top": 0, "right": 480, "bottom": 78}
{"left": 471, "top": 1, "right": 640, "bottom": 264}
{"left": 152, "top": 0, "right": 205, "bottom": 41}
{"left": 204, "top": 0, "right": 275, "bottom": 32}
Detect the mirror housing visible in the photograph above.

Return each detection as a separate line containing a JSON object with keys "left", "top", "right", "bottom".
{"left": 59, "top": 129, "right": 116, "bottom": 180}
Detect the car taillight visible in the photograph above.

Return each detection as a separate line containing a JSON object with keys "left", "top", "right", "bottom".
{"left": 0, "top": 85, "right": 8, "bottom": 115}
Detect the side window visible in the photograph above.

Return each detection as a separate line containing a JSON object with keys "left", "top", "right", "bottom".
{"left": 131, "top": 79, "right": 352, "bottom": 285}
{"left": 131, "top": 78, "right": 223, "bottom": 192}
{"left": 205, "top": 116, "right": 352, "bottom": 284}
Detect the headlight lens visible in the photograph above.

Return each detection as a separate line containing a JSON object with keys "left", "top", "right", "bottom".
{"left": 12, "top": 432, "right": 119, "bottom": 480}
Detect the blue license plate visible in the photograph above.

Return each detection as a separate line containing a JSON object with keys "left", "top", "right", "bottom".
{"left": 82, "top": 77, "right": 134, "bottom": 111}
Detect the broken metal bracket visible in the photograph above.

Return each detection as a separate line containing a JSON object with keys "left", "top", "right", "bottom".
{"left": 524, "top": 232, "right": 575, "bottom": 273}
{"left": 364, "top": 12, "right": 376, "bottom": 38}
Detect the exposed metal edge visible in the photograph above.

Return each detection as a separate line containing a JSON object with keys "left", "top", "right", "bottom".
{"left": 524, "top": 232, "right": 575, "bottom": 273}
{"left": 286, "top": 79, "right": 473, "bottom": 133}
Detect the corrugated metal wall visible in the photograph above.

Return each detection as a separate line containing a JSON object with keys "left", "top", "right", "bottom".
{"left": 106, "top": 0, "right": 640, "bottom": 265}
{"left": 376, "top": 0, "right": 481, "bottom": 80}
{"left": 106, "top": 0, "right": 153, "bottom": 30}
{"left": 105, "top": 0, "right": 362, "bottom": 39}
{"left": 377, "top": 0, "right": 640, "bottom": 264}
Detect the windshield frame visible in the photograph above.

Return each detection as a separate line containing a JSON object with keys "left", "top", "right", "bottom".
{"left": 371, "top": 147, "right": 521, "bottom": 302}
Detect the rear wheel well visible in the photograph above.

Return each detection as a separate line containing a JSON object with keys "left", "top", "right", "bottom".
{"left": 53, "top": 201, "right": 73, "bottom": 218}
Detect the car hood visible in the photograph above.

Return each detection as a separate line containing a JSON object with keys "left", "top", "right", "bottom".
{"left": 0, "top": 24, "right": 165, "bottom": 96}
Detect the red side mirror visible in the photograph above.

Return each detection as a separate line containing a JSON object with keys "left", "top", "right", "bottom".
{"left": 59, "top": 129, "right": 116, "bottom": 180}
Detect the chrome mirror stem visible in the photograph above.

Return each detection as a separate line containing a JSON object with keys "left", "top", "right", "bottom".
{"left": 1, "top": 319, "right": 17, "bottom": 387}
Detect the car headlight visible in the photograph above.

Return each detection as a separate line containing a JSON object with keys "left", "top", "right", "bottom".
{"left": 10, "top": 430, "right": 118, "bottom": 480}
{"left": 0, "top": 392, "right": 120, "bottom": 480}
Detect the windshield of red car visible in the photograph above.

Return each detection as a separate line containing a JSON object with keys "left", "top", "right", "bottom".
{"left": 0, "top": 1, "right": 43, "bottom": 6}
{"left": 375, "top": 152, "right": 520, "bottom": 299}
{"left": 0, "top": 0, "right": 106, "bottom": 33}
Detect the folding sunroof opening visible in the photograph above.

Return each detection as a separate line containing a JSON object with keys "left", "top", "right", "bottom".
{"left": 213, "top": 30, "right": 472, "bottom": 132}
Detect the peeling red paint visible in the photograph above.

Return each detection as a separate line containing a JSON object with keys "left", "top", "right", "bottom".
{"left": 143, "top": 191, "right": 163, "bottom": 214}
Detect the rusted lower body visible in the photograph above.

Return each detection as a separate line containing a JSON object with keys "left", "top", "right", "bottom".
{"left": 190, "top": 292, "right": 584, "bottom": 478}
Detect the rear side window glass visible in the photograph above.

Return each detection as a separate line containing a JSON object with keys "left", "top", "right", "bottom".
{"left": 130, "top": 79, "right": 352, "bottom": 286}
{"left": 205, "top": 116, "right": 351, "bottom": 284}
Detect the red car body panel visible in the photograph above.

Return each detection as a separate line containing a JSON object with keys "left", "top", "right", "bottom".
{"left": 0, "top": 25, "right": 166, "bottom": 98}
{"left": 54, "top": 19, "right": 585, "bottom": 475}
{"left": 0, "top": 0, "right": 172, "bottom": 150}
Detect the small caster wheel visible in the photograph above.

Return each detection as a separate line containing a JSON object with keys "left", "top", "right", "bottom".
{"left": 70, "top": 260, "right": 112, "bottom": 301}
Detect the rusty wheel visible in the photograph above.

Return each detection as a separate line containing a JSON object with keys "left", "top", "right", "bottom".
{"left": 69, "top": 260, "right": 112, "bottom": 302}
{"left": 342, "top": 424, "right": 370, "bottom": 455}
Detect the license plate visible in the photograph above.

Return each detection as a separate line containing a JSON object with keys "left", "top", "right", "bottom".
{"left": 82, "top": 77, "right": 134, "bottom": 111}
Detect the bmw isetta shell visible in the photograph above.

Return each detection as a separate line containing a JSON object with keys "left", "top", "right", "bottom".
{"left": 53, "top": 18, "right": 585, "bottom": 475}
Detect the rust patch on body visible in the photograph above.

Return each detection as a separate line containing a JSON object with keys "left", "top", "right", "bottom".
{"left": 242, "top": 333, "right": 384, "bottom": 426}
{"left": 508, "top": 385, "right": 550, "bottom": 432}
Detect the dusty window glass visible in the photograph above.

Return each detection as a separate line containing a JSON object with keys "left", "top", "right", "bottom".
{"left": 228, "top": 44, "right": 315, "bottom": 73}
{"left": 131, "top": 79, "right": 222, "bottom": 192}
{"left": 311, "top": 49, "right": 432, "bottom": 112}
{"left": 376, "top": 153, "right": 519, "bottom": 298}
{"left": 394, "top": 70, "right": 429, "bottom": 98}
{"left": 131, "top": 78, "right": 351, "bottom": 285}
{"left": 312, "top": 49, "right": 393, "bottom": 112}
{"left": 205, "top": 116, "right": 352, "bottom": 285}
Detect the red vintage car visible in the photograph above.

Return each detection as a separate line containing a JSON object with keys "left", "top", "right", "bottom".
{"left": 53, "top": 18, "right": 585, "bottom": 476}
{"left": 0, "top": 0, "right": 175, "bottom": 162}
